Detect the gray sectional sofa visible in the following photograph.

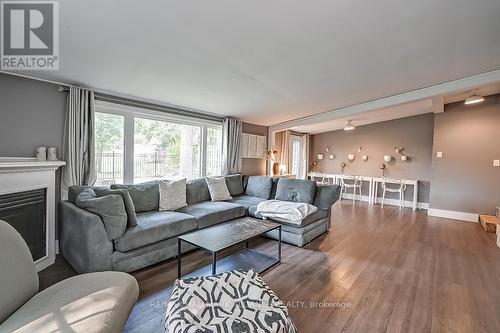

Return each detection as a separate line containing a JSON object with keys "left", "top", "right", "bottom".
{"left": 60, "top": 175, "right": 340, "bottom": 273}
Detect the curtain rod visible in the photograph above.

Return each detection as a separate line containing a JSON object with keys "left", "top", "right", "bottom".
{"left": 95, "top": 93, "right": 225, "bottom": 122}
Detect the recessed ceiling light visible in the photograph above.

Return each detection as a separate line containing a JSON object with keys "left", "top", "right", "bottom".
{"left": 464, "top": 92, "right": 485, "bottom": 105}
{"left": 344, "top": 120, "right": 355, "bottom": 131}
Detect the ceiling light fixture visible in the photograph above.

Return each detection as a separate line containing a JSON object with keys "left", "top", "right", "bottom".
{"left": 344, "top": 120, "right": 356, "bottom": 131}
{"left": 464, "top": 92, "right": 484, "bottom": 105}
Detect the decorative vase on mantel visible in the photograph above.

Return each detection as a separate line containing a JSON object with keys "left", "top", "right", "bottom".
{"left": 272, "top": 162, "right": 280, "bottom": 176}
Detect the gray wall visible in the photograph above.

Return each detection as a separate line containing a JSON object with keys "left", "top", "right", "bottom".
{"left": 310, "top": 113, "right": 435, "bottom": 202}
{"left": 0, "top": 73, "right": 66, "bottom": 237}
{"left": 429, "top": 95, "right": 500, "bottom": 215}
{"left": 242, "top": 122, "right": 268, "bottom": 175}
{"left": 0, "top": 74, "right": 66, "bottom": 156}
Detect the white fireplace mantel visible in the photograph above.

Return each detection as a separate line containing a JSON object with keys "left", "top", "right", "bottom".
{"left": 0, "top": 157, "right": 66, "bottom": 173}
{"left": 0, "top": 157, "right": 66, "bottom": 271}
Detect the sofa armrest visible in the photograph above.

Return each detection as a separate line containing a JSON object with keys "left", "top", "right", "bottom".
{"left": 314, "top": 185, "right": 341, "bottom": 210}
{"left": 59, "top": 201, "right": 113, "bottom": 273}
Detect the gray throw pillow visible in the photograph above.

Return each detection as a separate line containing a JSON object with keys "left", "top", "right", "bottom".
{"left": 225, "top": 174, "right": 244, "bottom": 196}
{"left": 68, "top": 185, "right": 107, "bottom": 204}
{"left": 75, "top": 188, "right": 127, "bottom": 241}
{"left": 275, "top": 178, "right": 317, "bottom": 204}
{"left": 246, "top": 176, "right": 273, "bottom": 199}
{"left": 93, "top": 188, "right": 138, "bottom": 227}
{"left": 111, "top": 181, "right": 159, "bottom": 212}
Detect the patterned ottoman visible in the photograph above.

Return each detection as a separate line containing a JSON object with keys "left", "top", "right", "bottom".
{"left": 165, "top": 269, "right": 297, "bottom": 333}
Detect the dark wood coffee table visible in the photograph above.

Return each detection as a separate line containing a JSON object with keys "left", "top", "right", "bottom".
{"left": 177, "top": 217, "right": 281, "bottom": 278}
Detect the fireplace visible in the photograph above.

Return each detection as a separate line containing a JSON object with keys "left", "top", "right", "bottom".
{"left": 0, "top": 157, "right": 65, "bottom": 271}
{"left": 0, "top": 189, "right": 47, "bottom": 261}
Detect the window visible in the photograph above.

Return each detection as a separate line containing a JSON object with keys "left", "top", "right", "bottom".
{"left": 206, "top": 127, "right": 223, "bottom": 176}
{"left": 94, "top": 112, "right": 124, "bottom": 185}
{"left": 134, "top": 118, "right": 200, "bottom": 183}
{"left": 289, "top": 135, "right": 303, "bottom": 178}
{"left": 94, "top": 101, "right": 223, "bottom": 185}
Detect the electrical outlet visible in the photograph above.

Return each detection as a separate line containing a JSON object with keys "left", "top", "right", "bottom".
{"left": 494, "top": 160, "right": 500, "bottom": 167}
{"left": 436, "top": 152, "right": 443, "bottom": 159}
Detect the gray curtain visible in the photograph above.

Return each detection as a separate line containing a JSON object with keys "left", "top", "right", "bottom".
{"left": 222, "top": 118, "right": 242, "bottom": 175}
{"left": 61, "top": 87, "right": 96, "bottom": 199}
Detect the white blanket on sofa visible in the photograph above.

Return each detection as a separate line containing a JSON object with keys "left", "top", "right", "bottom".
{"left": 256, "top": 200, "right": 317, "bottom": 225}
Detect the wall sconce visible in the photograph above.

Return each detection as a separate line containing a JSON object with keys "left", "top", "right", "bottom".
{"left": 362, "top": 155, "right": 368, "bottom": 161}
{"left": 317, "top": 153, "right": 324, "bottom": 160}
{"left": 347, "top": 154, "right": 355, "bottom": 161}
{"left": 384, "top": 155, "right": 392, "bottom": 162}
{"left": 329, "top": 154, "right": 335, "bottom": 160}
{"left": 380, "top": 163, "right": 386, "bottom": 176}
{"left": 394, "top": 146, "right": 409, "bottom": 161}
{"left": 341, "top": 161, "right": 347, "bottom": 173}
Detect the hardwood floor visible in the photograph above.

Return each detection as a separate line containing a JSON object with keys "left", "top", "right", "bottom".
{"left": 40, "top": 202, "right": 500, "bottom": 332}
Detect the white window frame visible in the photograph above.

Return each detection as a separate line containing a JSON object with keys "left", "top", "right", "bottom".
{"left": 289, "top": 135, "right": 303, "bottom": 178}
{"left": 94, "top": 100, "right": 223, "bottom": 184}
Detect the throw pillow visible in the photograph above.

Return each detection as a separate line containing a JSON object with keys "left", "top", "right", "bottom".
{"left": 159, "top": 178, "right": 188, "bottom": 211}
{"left": 111, "top": 180, "right": 159, "bottom": 212}
{"left": 225, "top": 174, "right": 244, "bottom": 196}
{"left": 206, "top": 177, "right": 233, "bottom": 201}
{"left": 93, "top": 188, "right": 138, "bottom": 227}
{"left": 75, "top": 188, "right": 127, "bottom": 241}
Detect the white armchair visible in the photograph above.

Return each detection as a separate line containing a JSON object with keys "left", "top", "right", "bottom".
{"left": 0, "top": 220, "right": 139, "bottom": 333}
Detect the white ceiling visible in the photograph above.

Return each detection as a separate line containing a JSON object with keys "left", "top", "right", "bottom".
{"left": 8, "top": 0, "right": 500, "bottom": 126}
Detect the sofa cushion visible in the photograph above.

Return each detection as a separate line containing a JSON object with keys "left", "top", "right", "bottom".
{"left": 225, "top": 174, "right": 244, "bottom": 196}
{"left": 111, "top": 181, "right": 159, "bottom": 213}
{"left": 178, "top": 201, "right": 245, "bottom": 229}
{"left": 115, "top": 211, "right": 197, "bottom": 252}
{"left": 0, "top": 271, "right": 138, "bottom": 333}
{"left": 248, "top": 206, "right": 328, "bottom": 227}
{"left": 186, "top": 178, "right": 211, "bottom": 204}
{"left": 314, "top": 185, "right": 341, "bottom": 210}
{"left": 93, "top": 188, "right": 138, "bottom": 227}
{"left": 75, "top": 188, "right": 128, "bottom": 241}
{"left": 228, "top": 195, "right": 266, "bottom": 213}
{"left": 275, "top": 178, "right": 317, "bottom": 204}
{"left": 245, "top": 176, "right": 273, "bottom": 199}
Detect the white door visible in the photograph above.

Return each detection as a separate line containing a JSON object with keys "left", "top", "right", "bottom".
{"left": 289, "top": 135, "right": 303, "bottom": 178}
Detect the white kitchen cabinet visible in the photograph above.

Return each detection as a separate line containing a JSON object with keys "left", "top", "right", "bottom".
{"left": 241, "top": 133, "right": 266, "bottom": 159}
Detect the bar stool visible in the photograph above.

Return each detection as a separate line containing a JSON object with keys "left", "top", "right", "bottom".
{"left": 340, "top": 175, "right": 362, "bottom": 203}
{"left": 381, "top": 178, "right": 407, "bottom": 209}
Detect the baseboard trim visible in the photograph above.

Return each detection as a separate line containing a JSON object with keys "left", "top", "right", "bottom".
{"left": 427, "top": 208, "right": 479, "bottom": 223}
{"left": 341, "top": 193, "right": 429, "bottom": 209}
